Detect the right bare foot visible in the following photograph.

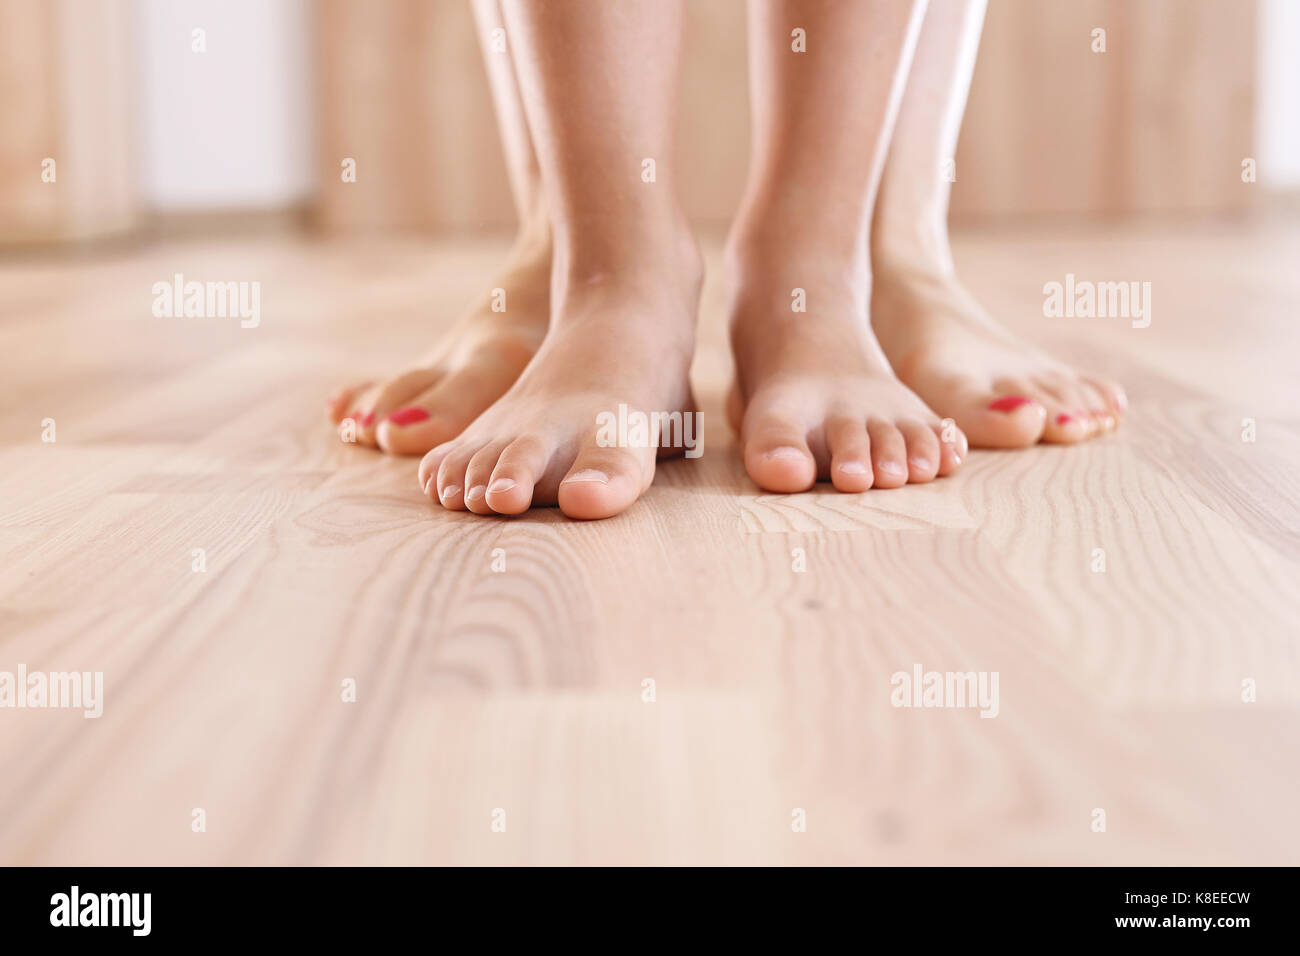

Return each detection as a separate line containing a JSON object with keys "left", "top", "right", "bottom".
{"left": 326, "top": 236, "right": 551, "bottom": 456}
{"left": 418, "top": 235, "right": 702, "bottom": 521}
{"left": 726, "top": 239, "right": 967, "bottom": 495}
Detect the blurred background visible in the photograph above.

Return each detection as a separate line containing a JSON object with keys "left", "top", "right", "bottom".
{"left": 1, "top": 0, "right": 1296, "bottom": 246}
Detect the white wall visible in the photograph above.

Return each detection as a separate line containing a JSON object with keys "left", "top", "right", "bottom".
{"left": 1258, "top": 0, "right": 1300, "bottom": 189}
{"left": 135, "top": 0, "right": 316, "bottom": 211}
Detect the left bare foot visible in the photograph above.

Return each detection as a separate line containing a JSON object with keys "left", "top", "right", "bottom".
{"left": 871, "top": 259, "right": 1127, "bottom": 448}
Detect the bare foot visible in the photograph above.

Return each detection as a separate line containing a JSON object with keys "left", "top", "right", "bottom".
{"left": 326, "top": 237, "right": 550, "bottom": 456}
{"left": 418, "top": 246, "right": 702, "bottom": 520}
{"left": 872, "top": 260, "right": 1127, "bottom": 448}
{"left": 727, "top": 242, "right": 967, "bottom": 495}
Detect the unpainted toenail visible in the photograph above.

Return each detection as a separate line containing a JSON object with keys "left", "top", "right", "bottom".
{"left": 762, "top": 446, "right": 807, "bottom": 461}
{"left": 488, "top": 478, "right": 517, "bottom": 494}
{"left": 878, "top": 460, "right": 906, "bottom": 477}
{"left": 440, "top": 484, "right": 461, "bottom": 499}
{"left": 563, "top": 469, "right": 609, "bottom": 484}
{"left": 466, "top": 485, "right": 486, "bottom": 501}
{"left": 837, "top": 461, "right": 870, "bottom": 475}
{"left": 909, "top": 457, "right": 933, "bottom": 472}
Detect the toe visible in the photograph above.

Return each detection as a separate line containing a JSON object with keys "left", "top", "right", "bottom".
{"left": 743, "top": 412, "right": 816, "bottom": 493}
{"left": 418, "top": 442, "right": 455, "bottom": 499}
{"left": 352, "top": 368, "right": 440, "bottom": 447}
{"left": 1035, "top": 379, "right": 1094, "bottom": 443}
{"left": 557, "top": 442, "right": 650, "bottom": 520}
{"left": 376, "top": 363, "right": 517, "bottom": 456}
{"left": 825, "top": 415, "right": 873, "bottom": 493}
{"left": 866, "top": 418, "right": 909, "bottom": 489}
{"left": 947, "top": 378, "right": 1046, "bottom": 449}
{"left": 463, "top": 441, "right": 510, "bottom": 515}
{"left": 932, "top": 418, "right": 967, "bottom": 476}
{"left": 1080, "top": 380, "right": 1118, "bottom": 433}
{"left": 328, "top": 381, "right": 371, "bottom": 424}
{"left": 436, "top": 445, "right": 478, "bottom": 511}
{"left": 486, "top": 435, "right": 550, "bottom": 515}
{"left": 898, "top": 419, "right": 941, "bottom": 483}
{"left": 1086, "top": 377, "right": 1128, "bottom": 421}
{"left": 1040, "top": 406, "right": 1090, "bottom": 444}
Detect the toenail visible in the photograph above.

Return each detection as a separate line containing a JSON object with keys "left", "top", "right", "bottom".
{"left": 878, "top": 460, "right": 906, "bottom": 477}
{"left": 1116, "top": 392, "right": 1128, "bottom": 412}
{"left": 1056, "top": 413, "right": 1075, "bottom": 425}
{"left": 909, "top": 457, "right": 933, "bottom": 472}
{"left": 988, "top": 396, "right": 1033, "bottom": 413}
{"left": 488, "top": 478, "right": 517, "bottom": 494}
{"left": 563, "top": 469, "right": 609, "bottom": 484}
{"left": 440, "top": 484, "right": 461, "bottom": 499}
{"left": 466, "top": 485, "right": 486, "bottom": 501}
{"left": 357, "top": 411, "right": 375, "bottom": 427}
{"left": 387, "top": 406, "right": 430, "bottom": 427}
{"left": 762, "top": 446, "right": 808, "bottom": 462}
{"left": 421, "top": 474, "right": 434, "bottom": 495}
{"left": 837, "top": 461, "right": 870, "bottom": 475}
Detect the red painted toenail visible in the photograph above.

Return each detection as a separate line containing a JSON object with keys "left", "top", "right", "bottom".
{"left": 989, "top": 396, "right": 1032, "bottom": 413}
{"left": 387, "top": 407, "right": 429, "bottom": 427}
{"left": 1056, "top": 413, "right": 1075, "bottom": 425}
{"left": 356, "top": 411, "right": 374, "bottom": 427}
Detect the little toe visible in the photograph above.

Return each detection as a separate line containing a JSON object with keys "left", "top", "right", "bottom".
{"left": 931, "top": 418, "right": 967, "bottom": 476}
{"left": 1080, "top": 380, "right": 1118, "bottom": 432}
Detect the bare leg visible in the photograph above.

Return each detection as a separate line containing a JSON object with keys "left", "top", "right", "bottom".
{"left": 726, "top": 0, "right": 966, "bottom": 494}
{"left": 419, "top": 0, "right": 702, "bottom": 519}
{"left": 327, "top": 0, "right": 551, "bottom": 456}
{"left": 871, "top": 0, "right": 1126, "bottom": 447}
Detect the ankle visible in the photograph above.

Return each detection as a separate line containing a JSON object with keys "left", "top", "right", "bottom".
{"left": 505, "top": 216, "right": 553, "bottom": 273}
{"left": 871, "top": 209, "right": 957, "bottom": 282}
{"left": 554, "top": 210, "right": 703, "bottom": 304}
{"left": 725, "top": 228, "right": 871, "bottom": 324}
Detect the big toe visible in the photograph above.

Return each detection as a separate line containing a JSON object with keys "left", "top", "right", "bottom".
{"left": 741, "top": 410, "right": 816, "bottom": 493}
{"left": 556, "top": 444, "right": 649, "bottom": 520}
{"left": 956, "top": 388, "right": 1047, "bottom": 449}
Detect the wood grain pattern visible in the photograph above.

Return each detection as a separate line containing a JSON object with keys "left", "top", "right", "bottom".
{"left": 0, "top": 221, "right": 1297, "bottom": 865}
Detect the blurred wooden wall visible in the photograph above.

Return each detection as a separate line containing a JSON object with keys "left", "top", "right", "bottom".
{"left": 0, "top": 0, "right": 137, "bottom": 243}
{"left": 954, "top": 0, "right": 1256, "bottom": 218}
{"left": 314, "top": 0, "right": 1257, "bottom": 234}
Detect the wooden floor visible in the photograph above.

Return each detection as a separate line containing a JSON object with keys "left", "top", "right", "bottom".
{"left": 2, "top": 219, "right": 1298, "bottom": 865}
